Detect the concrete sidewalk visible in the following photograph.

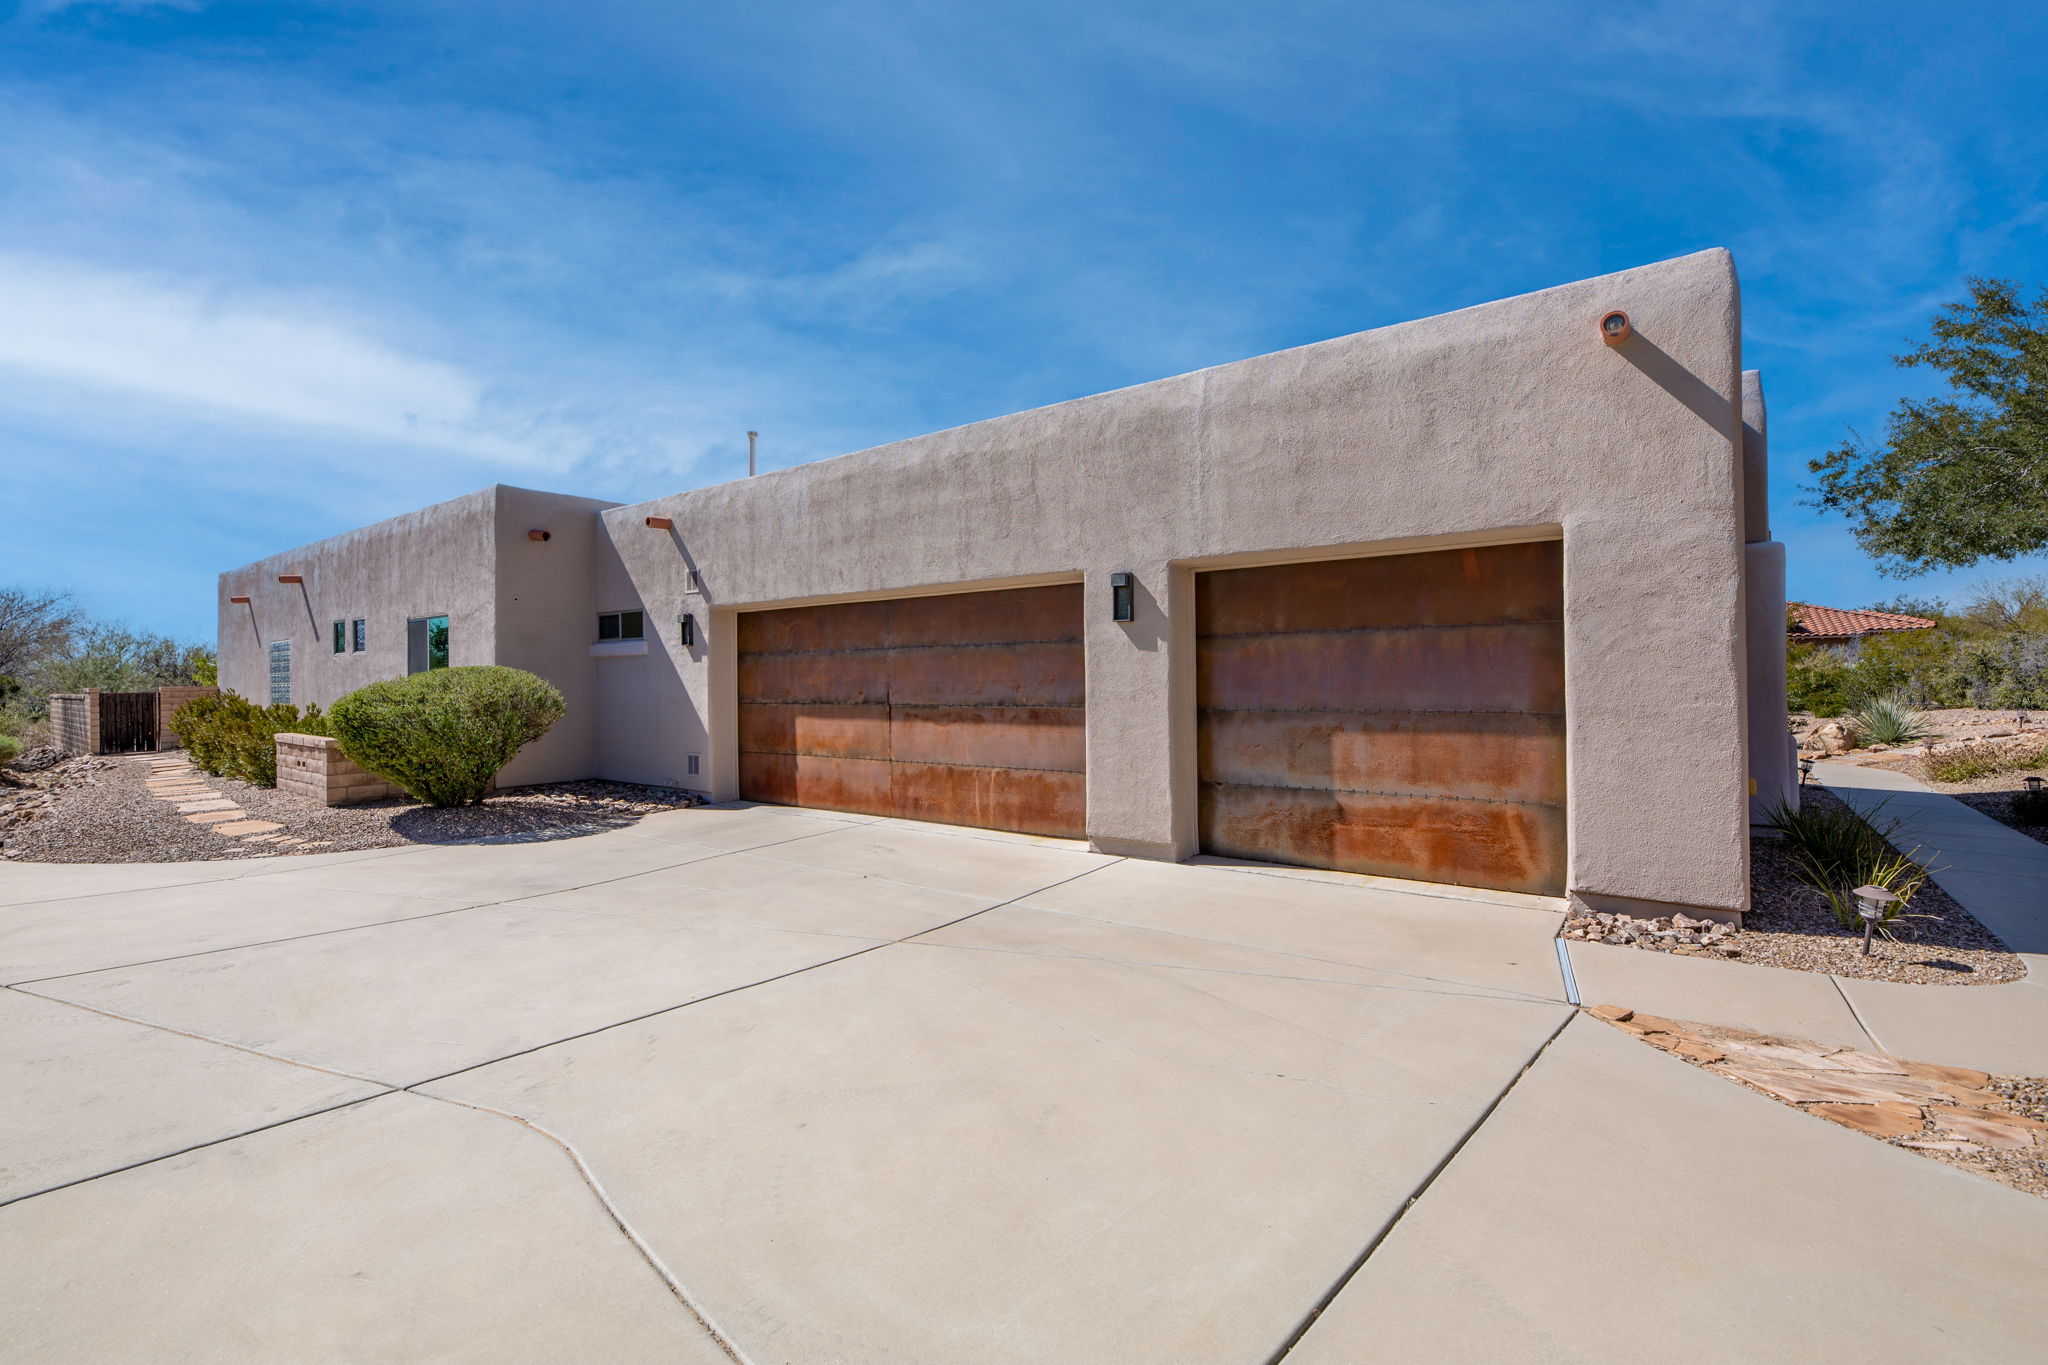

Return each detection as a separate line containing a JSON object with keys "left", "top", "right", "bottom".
{"left": 2, "top": 802, "right": 2044, "bottom": 1361}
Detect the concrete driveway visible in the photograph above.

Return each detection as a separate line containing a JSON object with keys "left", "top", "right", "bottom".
{"left": 3, "top": 804, "right": 2043, "bottom": 1362}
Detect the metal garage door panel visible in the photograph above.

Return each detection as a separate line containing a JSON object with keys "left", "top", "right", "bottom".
{"left": 1200, "top": 785, "right": 1568, "bottom": 898}
{"left": 738, "top": 703, "right": 892, "bottom": 761}
{"left": 1197, "top": 542, "right": 1565, "bottom": 896}
{"left": 739, "top": 583, "right": 1085, "bottom": 836}
{"left": 1197, "top": 541, "right": 1564, "bottom": 635}
{"left": 1198, "top": 711, "right": 1565, "bottom": 806}
{"left": 1198, "top": 624, "right": 1565, "bottom": 715}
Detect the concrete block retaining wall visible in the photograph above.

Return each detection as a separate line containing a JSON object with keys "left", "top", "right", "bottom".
{"left": 275, "top": 733, "right": 403, "bottom": 806}
{"left": 155, "top": 686, "right": 219, "bottom": 750}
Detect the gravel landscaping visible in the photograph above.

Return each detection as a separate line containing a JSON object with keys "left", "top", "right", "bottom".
{"left": 0, "top": 752, "right": 705, "bottom": 863}
{"left": 1564, "top": 787, "right": 2023, "bottom": 986}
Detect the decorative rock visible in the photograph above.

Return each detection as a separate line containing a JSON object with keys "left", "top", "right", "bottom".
{"left": 1718, "top": 1066, "right": 1959, "bottom": 1106}
{"left": 1930, "top": 1114, "right": 2037, "bottom": 1150}
{"left": 1588, "top": 1005, "right": 1634, "bottom": 1022}
{"left": 1808, "top": 1101, "right": 1925, "bottom": 1140}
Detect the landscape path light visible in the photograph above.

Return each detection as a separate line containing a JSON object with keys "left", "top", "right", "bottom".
{"left": 1799, "top": 756, "right": 1814, "bottom": 785}
{"left": 2024, "top": 775, "right": 2044, "bottom": 795}
{"left": 1852, "top": 884, "right": 1897, "bottom": 957}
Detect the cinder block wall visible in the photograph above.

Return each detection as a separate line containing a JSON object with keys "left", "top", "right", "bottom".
{"left": 275, "top": 733, "right": 402, "bottom": 806}
{"left": 155, "top": 686, "right": 219, "bottom": 751}
{"left": 47, "top": 693, "right": 96, "bottom": 756}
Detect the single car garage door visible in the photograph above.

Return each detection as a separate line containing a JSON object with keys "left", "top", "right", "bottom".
{"left": 738, "top": 583, "right": 1086, "bottom": 837}
{"left": 1197, "top": 540, "right": 1566, "bottom": 896}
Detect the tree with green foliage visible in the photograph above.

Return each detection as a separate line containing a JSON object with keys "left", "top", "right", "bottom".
{"left": 1808, "top": 278, "right": 2048, "bottom": 576}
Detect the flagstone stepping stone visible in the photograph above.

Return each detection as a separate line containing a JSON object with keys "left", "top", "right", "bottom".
{"left": 184, "top": 810, "right": 247, "bottom": 824}
{"left": 177, "top": 800, "right": 240, "bottom": 814}
{"left": 1807, "top": 1101, "right": 1925, "bottom": 1139}
{"left": 214, "top": 820, "right": 284, "bottom": 836}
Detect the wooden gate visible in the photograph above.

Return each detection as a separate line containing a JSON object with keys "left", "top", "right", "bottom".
{"left": 738, "top": 584, "right": 1086, "bottom": 837}
{"left": 99, "top": 692, "right": 160, "bottom": 754}
{"left": 1196, "top": 541, "right": 1567, "bottom": 896}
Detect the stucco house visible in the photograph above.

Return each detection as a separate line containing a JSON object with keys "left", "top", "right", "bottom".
{"left": 220, "top": 248, "right": 1794, "bottom": 921}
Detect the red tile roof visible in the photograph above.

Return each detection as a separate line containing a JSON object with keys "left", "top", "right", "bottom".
{"left": 1788, "top": 603, "right": 1938, "bottom": 641}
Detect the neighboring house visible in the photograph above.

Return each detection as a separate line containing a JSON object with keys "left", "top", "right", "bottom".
{"left": 221, "top": 248, "right": 1792, "bottom": 922}
{"left": 1787, "top": 603, "right": 1938, "bottom": 657}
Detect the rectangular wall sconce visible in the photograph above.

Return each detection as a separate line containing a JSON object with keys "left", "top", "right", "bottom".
{"left": 687, "top": 753, "right": 701, "bottom": 776}
{"left": 679, "top": 613, "right": 695, "bottom": 646}
{"left": 1110, "top": 572, "right": 1135, "bottom": 623}
{"left": 685, "top": 569, "right": 701, "bottom": 593}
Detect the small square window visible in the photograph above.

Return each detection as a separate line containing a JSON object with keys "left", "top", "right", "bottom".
{"left": 332, "top": 621, "right": 345, "bottom": 654}
{"left": 598, "top": 611, "right": 644, "bottom": 641}
{"left": 351, "top": 619, "right": 367, "bottom": 652}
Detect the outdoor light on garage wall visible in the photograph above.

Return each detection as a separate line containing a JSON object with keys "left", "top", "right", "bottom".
{"left": 679, "top": 613, "right": 695, "bottom": 646}
{"left": 1110, "top": 572, "right": 1135, "bottom": 623}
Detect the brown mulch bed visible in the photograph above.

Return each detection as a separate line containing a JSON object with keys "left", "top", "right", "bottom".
{"left": 1593, "top": 1006, "right": 2048, "bottom": 1198}
{"left": 0, "top": 754, "right": 703, "bottom": 863}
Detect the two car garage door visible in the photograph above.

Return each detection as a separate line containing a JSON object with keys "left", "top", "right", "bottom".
{"left": 736, "top": 542, "right": 1565, "bottom": 895}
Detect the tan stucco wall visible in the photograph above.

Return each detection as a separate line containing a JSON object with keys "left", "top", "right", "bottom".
{"left": 600, "top": 249, "right": 1754, "bottom": 915}
{"left": 218, "top": 486, "right": 619, "bottom": 787}
{"left": 1740, "top": 371, "right": 1798, "bottom": 819}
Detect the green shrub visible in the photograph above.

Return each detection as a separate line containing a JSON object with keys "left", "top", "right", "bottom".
{"left": 0, "top": 734, "right": 19, "bottom": 768}
{"left": 169, "top": 693, "right": 329, "bottom": 786}
{"left": 1845, "top": 694, "right": 1930, "bottom": 746}
{"left": 329, "top": 666, "right": 564, "bottom": 807}
{"left": 1760, "top": 796, "right": 1933, "bottom": 934}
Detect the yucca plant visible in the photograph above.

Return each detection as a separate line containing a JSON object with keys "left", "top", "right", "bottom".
{"left": 1760, "top": 797, "right": 1938, "bottom": 935}
{"left": 1845, "top": 694, "right": 1931, "bottom": 746}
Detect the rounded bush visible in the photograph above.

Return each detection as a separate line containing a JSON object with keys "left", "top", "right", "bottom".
{"left": 329, "top": 666, "right": 565, "bottom": 807}
{"left": 169, "top": 692, "right": 327, "bottom": 786}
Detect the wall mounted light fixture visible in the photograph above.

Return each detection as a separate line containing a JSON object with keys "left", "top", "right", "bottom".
{"left": 645, "top": 516, "right": 674, "bottom": 530}
{"left": 679, "top": 613, "right": 695, "bottom": 646}
{"left": 1600, "top": 311, "right": 1632, "bottom": 346}
{"left": 1110, "top": 572, "right": 1135, "bottom": 623}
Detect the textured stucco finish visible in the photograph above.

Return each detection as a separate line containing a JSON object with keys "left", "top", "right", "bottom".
{"left": 217, "top": 250, "right": 1770, "bottom": 914}
{"left": 217, "top": 485, "right": 618, "bottom": 787}
{"left": 604, "top": 249, "right": 1751, "bottom": 912}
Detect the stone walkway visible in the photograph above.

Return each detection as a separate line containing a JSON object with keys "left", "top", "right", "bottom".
{"left": 140, "top": 754, "right": 322, "bottom": 852}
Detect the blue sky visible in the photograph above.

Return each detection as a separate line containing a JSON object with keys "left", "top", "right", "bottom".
{"left": 3, "top": 0, "right": 2045, "bottom": 642}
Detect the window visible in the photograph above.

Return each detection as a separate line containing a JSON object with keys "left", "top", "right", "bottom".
{"left": 351, "top": 618, "right": 367, "bottom": 652}
{"left": 268, "top": 641, "right": 292, "bottom": 704}
{"left": 332, "top": 620, "right": 346, "bottom": 654}
{"left": 597, "top": 610, "right": 645, "bottom": 641}
{"left": 407, "top": 615, "right": 450, "bottom": 673}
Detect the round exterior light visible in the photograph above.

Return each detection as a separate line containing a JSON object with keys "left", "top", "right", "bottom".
{"left": 1600, "top": 311, "right": 1632, "bottom": 346}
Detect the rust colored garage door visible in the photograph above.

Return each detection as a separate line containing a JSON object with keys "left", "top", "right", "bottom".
{"left": 1197, "top": 541, "right": 1566, "bottom": 896}
{"left": 738, "top": 584, "right": 1085, "bottom": 837}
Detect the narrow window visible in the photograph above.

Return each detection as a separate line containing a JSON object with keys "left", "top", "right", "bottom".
{"left": 408, "top": 616, "right": 451, "bottom": 673}
{"left": 686, "top": 753, "right": 701, "bottom": 776}
{"left": 332, "top": 621, "right": 345, "bottom": 654}
{"left": 597, "top": 611, "right": 645, "bottom": 641}
{"left": 351, "top": 619, "right": 367, "bottom": 652}
{"left": 268, "top": 641, "right": 292, "bottom": 704}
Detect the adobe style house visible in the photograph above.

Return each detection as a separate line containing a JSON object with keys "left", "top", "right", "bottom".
{"left": 220, "top": 249, "right": 1794, "bottom": 921}
{"left": 1788, "top": 603, "right": 1938, "bottom": 655}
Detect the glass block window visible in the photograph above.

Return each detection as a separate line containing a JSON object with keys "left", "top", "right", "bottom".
{"left": 351, "top": 618, "right": 367, "bottom": 652}
{"left": 268, "top": 640, "right": 292, "bottom": 704}
{"left": 597, "top": 610, "right": 645, "bottom": 641}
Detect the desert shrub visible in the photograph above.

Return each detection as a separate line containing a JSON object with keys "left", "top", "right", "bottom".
{"left": 1786, "top": 644, "right": 1858, "bottom": 717}
{"left": 329, "top": 666, "right": 564, "bottom": 807}
{"left": 1845, "top": 694, "right": 1930, "bottom": 746}
{"left": 1760, "top": 796, "right": 1933, "bottom": 933}
{"left": 1916, "top": 738, "right": 2048, "bottom": 784}
{"left": 169, "top": 693, "right": 329, "bottom": 786}
{"left": 0, "top": 734, "right": 18, "bottom": 767}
